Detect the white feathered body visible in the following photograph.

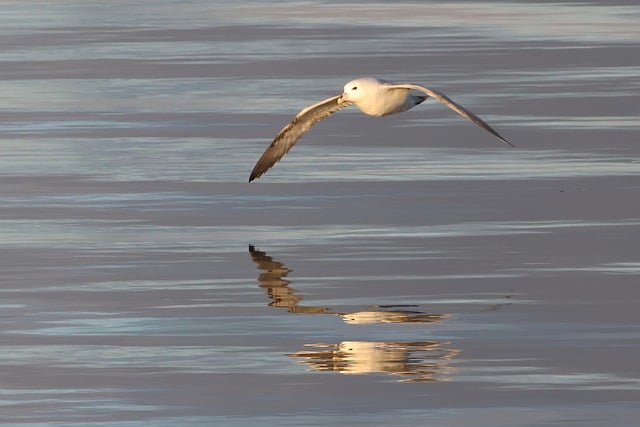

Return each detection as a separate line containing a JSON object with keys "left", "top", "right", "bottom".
{"left": 341, "top": 78, "right": 426, "bottom": 117}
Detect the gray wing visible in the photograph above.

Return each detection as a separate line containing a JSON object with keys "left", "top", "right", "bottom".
{"left": 249, "top": 95, "right": 352, "bottom": 182}
{"left": 388, "top": 83, "right": 514, "bottom": 147}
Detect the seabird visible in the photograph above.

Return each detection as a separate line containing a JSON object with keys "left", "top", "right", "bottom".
{"left": 249, "top": 77, "right": 513, "bottom": 182}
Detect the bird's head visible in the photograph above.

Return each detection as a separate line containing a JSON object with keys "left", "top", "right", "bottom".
{"left": 338, "top": 77, "right": 381, "bottom": 104}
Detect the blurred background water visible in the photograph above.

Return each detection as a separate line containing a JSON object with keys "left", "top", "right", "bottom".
{"left": 0, "top": 1, "right": 639, "bottom": 426}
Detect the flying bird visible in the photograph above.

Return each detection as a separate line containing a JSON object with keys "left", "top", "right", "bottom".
{"left": 249, "top": 77, "right": 513, "bottom": 182}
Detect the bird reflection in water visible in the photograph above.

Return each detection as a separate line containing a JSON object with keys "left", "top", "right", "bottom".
{"left": 290, "top": 341, "right": 459, "bottom": 382}
{"left": 341, "top": 308, "right": 448, "bottom": 325}
{"left": 248, "top": 245, "right": 460, "bottom": 382}
{"left": 249, "top": 245, "right": 449, "bottom": 321}
{"left": 249, "top": 245, "right": 329, "bottom": 314}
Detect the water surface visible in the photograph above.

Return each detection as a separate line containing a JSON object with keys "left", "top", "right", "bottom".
{"left": 1, "top": 1, "right": 639, "bottom": 426}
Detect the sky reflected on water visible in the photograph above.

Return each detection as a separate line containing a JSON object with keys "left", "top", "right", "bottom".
{"left": 1, "top": 0, "right": 639, "bottom": 425}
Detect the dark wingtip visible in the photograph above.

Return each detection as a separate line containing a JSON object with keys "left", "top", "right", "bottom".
{"left": 502, "top": 138, "right": 516, "bottom": 148}
{"left": 249, "top": 159, "right": 271, "bottom": 182}
{"left": 248, "top": 169, "right": 262, "bottom": 182}
{"left": 489, "top": 128, "right": 515, "bottom": 148}
{"left": 248, "top": 166, "right": 261, "bottom": 182}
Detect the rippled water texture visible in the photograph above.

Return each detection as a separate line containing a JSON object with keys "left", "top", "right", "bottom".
{"left": 1, "top": 1, "right": 639, "bottom": 426}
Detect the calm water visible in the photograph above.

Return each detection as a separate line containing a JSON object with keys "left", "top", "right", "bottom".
{"left": 1, "top": 1, "right": 639, "bottom": 426}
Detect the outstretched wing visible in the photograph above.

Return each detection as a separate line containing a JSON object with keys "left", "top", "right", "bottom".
{"left": 249, "top": 95, "right": 352, "bottom": 182}
{"left": 387, "top": 83, "right": 514, "bottom": 147}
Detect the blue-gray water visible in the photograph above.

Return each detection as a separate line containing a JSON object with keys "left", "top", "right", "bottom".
{"left": 1, "top": 1, "right": 639, "bottom": 426}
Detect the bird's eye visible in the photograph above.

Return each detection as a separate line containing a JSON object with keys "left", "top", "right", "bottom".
{"left": 351, "top": 86, "right": 358, "bottom": 90}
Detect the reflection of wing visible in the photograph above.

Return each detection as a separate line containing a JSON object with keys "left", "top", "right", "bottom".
{"left": 387, "top": 83, "right": 514, "bottom": 147}
{"left": 248, "top": 244, "right": 290, "bottom": 287}
{"left": 249, "top": 95, "right": 352, "bottom": 182}
{"left": 248, "top": 245, "right": 328, "bottom": 314}
{"left": 248, "top": 244, "right": 278, "bottom": 268}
